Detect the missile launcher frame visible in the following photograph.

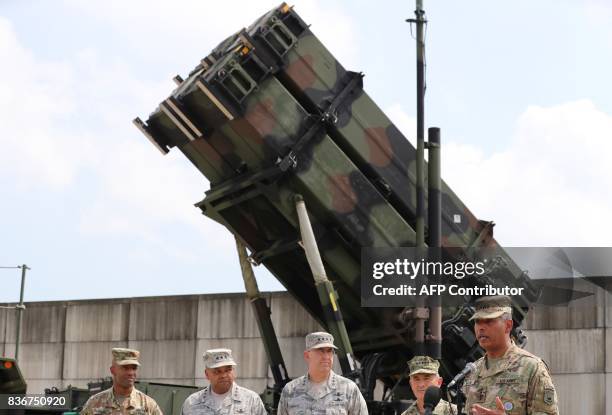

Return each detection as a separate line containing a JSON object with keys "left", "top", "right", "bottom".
{"left": 135, "top": 3, "right": 540, "bottom": 412}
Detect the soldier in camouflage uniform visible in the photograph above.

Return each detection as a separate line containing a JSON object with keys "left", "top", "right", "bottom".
{"left": 462, "top": 296, "right": 559, "bottom": 415}
{"left": 181, "top": 348, "right": 266, "bottom": 415}
{"left": 277, "top": 332, "right": 367, "bottom": 415}
{"left": 402, "top": 356, "right": 456, "bottom": 415}
{"left": 80, "top": 348, "right": 162, "bottom": 415}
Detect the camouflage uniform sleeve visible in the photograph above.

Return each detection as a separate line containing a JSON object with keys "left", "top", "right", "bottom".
{"left": 252, "top": 393, "right": 268, "bottom": 415}
{"left": 79, "top": 396, "right": 95, "bottom": 415}
{"left": 460, "top": 376, "right": 468, "bottom": 401}
{"left": 442, "top": 401, "right": 457, "bottom": 415}
{"left": 242, "top": 388, "right": 267, "bottom": 415}
{"left": 181, "top": 392, "right": 198, "bottom": 415}
{"left": 148, "top": 398, "right": 163, "bottom": 415}
{"left": 527, "top": 360, "right": 559, "bottom": 415}
{"left": 347, "top": 382, "right": 368, "bottom": 415}
{"left": 180, "top": 398, "right": 189, "bottom": 415}
{"left": 277, "top": 385, "right": 289, "bottom": 415}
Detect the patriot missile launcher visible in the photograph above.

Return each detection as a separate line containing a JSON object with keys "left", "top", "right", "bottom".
{"left": 135, "top": 3, "right": 540, "bottom": 412}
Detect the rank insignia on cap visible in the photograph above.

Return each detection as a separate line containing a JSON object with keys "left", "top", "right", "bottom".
{"left": 305, "top": 332, "right": 338, "bottom": 350}
{"left": 469, "top": 295, "right": 513, "bottom": 321}
{"left": 407, "top": 355, "right": 440, "bottom": 376}
{"left": 203, "top": 348, "right": 237, "bottom": 369}
{"left": 504, "top": 401, "right": 513, "bottom": 411}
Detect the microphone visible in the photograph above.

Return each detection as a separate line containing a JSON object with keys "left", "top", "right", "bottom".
{"left": 447, "top": 362, "right": 476, "bottom": 388}
{"left": 423, "top": 386, "right": 441, "bottom": 415}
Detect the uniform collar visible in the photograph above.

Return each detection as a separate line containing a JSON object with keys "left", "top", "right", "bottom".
{"left": 231, "top": 383, "right": 242, "bottom": 402}
{"left": 301, "top": 370, "right": 338, "bottom": 399}
{"left": 328, "top": 371, "right": 338, "bottom": 389}
{"left": 303, "top": 370, "right": 337, "bottom": 385}
{"left": 407, "top": 400, "right": 450, "bottom": 414}
{"left": 405, "top": 401, "right": 419, "bottom": 414}
{"left": 111, "top": 387, "right": 138, "bottom": 409}
{"left": 199, "top": 383, "right": 240, "bottom": 407}
{"left": 481, "top": 343, "right": 519, "bottom": 377}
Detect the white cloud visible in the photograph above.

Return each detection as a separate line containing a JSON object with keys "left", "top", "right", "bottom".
{"left": 585, "top": 0, "right": 612, "bottom": 21}
{"left": 0, "top": 16, "right": 231, "bottom": 261}
{"left": 0, "top": 1, "right": 360, "bottom": 262}
{"left": 77, "top": 138, "right": 231, "bottom": 247}
{"left": 382, "top": 100, "right": 612, "bottom": 247}
{"left": 290, "top": 1, "right": 359, "bottom": 69}
{"left": 442, "top": 100, "right": 612, "bottom": 246}
{"left": 61, "top": 0, "right": 359, "bottom": 71}
{"left": 385, "top": 103, "right": 417, "bottom": 143}
{"left": 0, "top": 18, "right": 82, "bottom": 188}
{"left": 585, "top": 0, "right": 612, "bottom": 45}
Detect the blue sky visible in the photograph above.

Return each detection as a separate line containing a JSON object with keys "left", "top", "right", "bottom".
{"left": 1, "top": 0, "right": 611, "bottom": 302}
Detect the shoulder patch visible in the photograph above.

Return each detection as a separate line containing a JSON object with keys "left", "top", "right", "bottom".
{"left": 543, "top": 388, "right": 555, "bottom": 405}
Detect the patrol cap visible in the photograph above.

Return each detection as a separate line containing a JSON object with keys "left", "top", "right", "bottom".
{"left": 203, "top": 348, "right": 237, "bottom": 369}
{"left": 407, "top": 355, "right": 440, "bottom": 376}
{"left": 469, "top": 295, "right": 513, "bottom": 321}
{"left": 305, "top": 332, "right": 338, "bottom": 350}
{"left": 112, "top": 348, "right": 140, "bottom": 366}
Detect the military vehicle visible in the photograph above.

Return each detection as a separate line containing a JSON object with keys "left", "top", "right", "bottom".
{"left": 0, "top": 356, "right": 197, "bottom": 415}
{"left": 133, "top": 2, "right": 543, "bottom": 414}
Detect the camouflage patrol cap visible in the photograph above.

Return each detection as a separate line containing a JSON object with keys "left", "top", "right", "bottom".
{"left": 112, "top": 348, "right": 140, "bottom": 366}
{"left": 407, "top": 355, "right": 440, "bottom": 376}
{"left": 305, "top": 332, "right": 338, "bottom": 350}
{"left": 469, "top": 295, "right": 513, "bottom": 321}
{"left": 203, "top": 348, "right": 237, "bottom": 369}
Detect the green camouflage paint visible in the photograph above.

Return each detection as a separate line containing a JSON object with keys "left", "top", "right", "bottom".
{"left": 135, "top": 2, "right": 539, "bottom": 387}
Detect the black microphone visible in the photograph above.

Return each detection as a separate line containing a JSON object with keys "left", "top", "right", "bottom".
{"left": 424, "top": 386, "right": 441, "bottom": 415}
{"left": 447, "top": 362, "right": 476, "bottom": 388}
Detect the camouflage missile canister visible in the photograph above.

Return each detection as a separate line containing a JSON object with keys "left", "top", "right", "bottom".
{"left": 135, "top": 2, "right": 538, "bottom": 381}
{"left": 238, "top": 5, "right": 488, "bottom": 249}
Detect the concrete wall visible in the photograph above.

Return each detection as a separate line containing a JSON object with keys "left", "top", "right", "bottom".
{"left": 1, "top": 287, "right": 610, "bottom": 413}
{"left": 521, "top": 279, "right": 611, "bottom": 414}
{"left": 0, "top": 292, "right": 324, "bottom": 395}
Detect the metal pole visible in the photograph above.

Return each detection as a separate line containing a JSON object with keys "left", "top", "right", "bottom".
{"left": 15, "top": 264, "right": 28, "bottom": 362}
{"left": 426, "top": 128, "right": 442, "bottom": 359}
{"left": 415, "top": 0, "right": 426, "bottom": 248}
{"left": 295, "top": 195, "right": 357, "bottom": 376}
{"left": 234, "top": 236, "right": 289, "bottom": 387}
{"left": 407, "top": 0, "right": 428, "bottom": 357}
